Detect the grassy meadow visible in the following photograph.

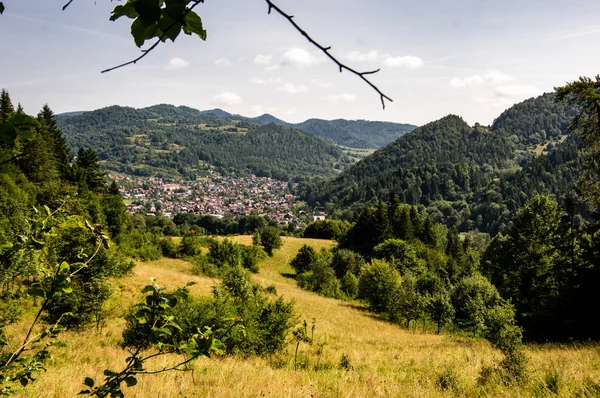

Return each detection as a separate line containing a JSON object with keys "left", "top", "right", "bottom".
{"left": 10, "top": 237, "right": 600, "bottom": 397}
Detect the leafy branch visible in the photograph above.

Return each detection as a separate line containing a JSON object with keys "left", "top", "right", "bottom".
{"left": 80, "top": 281, "right": 232, "bottom": 398}
{"left": 0, "top": 209, "right": 108, "bottom": 394}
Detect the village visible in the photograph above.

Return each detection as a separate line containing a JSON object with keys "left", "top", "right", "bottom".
{"left": 109, "top": 171, "right": 316, "bottom": 225}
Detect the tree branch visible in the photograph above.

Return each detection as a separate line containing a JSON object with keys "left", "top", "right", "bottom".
{"left": 264, "top": 0, "right": 393, "bottom": 109}
{"left": 101, "top": 0, "right": 205, "bottom": 74}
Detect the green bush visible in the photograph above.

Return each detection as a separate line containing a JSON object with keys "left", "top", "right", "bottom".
{"left": 159, "top": 238, "right": 179, "bottom": 258}
{"left": 190, "top": 253, "right": 218, "bottom": 277}
{"left": 290, "top": 244, "right": 317, "bottom": 274}
{"left": 123, "top": 279, "right": 296, "bottom": 357}
{"left": 358, "top": 259, "right": 401, "bottom": 313}
{"left": 330, "top": 248, "right": 365, "bottom": 279}
{"left": 340, "top": 272, "right": 359, "bottom": 299}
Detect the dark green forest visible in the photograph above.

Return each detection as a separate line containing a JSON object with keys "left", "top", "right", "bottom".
{"left": 301, "top": 93, "right": 584, "bottom": 234}
{"left": 57, "top": 104, "right": 351, "bottom": 181}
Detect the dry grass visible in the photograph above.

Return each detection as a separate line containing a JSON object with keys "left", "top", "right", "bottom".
{"left": 10, "top": 237, "right": 600, "bottom": 397}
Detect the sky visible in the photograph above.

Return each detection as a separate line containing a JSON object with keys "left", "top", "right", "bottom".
{"left": 1, "top": 0, "right": 599, "bottom": 126}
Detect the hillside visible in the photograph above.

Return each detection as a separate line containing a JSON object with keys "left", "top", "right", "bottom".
{"left": 247, "top": 115, "right": 416, "bottom": 148}
{"left": 303, "top": 93, "right": 581, "bottom": 234}
{"left": 15, "top": 237, "right": 600, "bottom": 397}
{"left": 57, "top": 105, "right": 351, "bottom": 181}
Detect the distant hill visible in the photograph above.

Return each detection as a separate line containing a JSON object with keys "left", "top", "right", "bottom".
{"left": 247, "top": 115, "right": 415, "bottom": 148}
{"left": 56, "top": 111, "right": 86, "bottom": 117}
{"left": 302, "top": 93, "right": 582, "bottom": 234}
{"left": 57, "top": 105, "right": 352, "bottom": 181}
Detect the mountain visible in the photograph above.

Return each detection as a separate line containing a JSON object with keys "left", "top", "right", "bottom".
{"left": 248, "top": 115, "right": 415, "bottom": 148}
{"left": 302, "top": 93, "right": 581, "bottom": 234}
{"left": 293, "top": 119, "right": 416, "bottom": 148}
{"left": 199, "top": 108, "right": 233, "bottom": 118}
{"left": 250, "top": 113, "right": 291, "bottom": 126}
{"left": 56, "top": 111, "right": 86, "bottom": 117}
{"left": 57, "top": 105, "right": 352, "bottom": 181}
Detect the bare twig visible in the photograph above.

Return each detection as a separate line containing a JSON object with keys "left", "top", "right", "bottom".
{"left": 62, "top": 0, "right": 75, "bottom": 11}
{"left": 264, "top": 0, "right": 393, "bottom": 109}
{"left": 101, "top": 0, "right": 205, "bottom": 73}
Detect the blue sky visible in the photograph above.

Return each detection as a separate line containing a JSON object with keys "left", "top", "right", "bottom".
{"left": 1, "top": 0, "right": 599, "bottom": 126}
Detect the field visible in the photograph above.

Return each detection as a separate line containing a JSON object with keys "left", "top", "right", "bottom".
{"left": 11, "top": 237, "right": 600, "bottom": 397}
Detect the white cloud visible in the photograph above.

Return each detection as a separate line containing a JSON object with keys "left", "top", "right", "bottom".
{"left": 450, "top": 70, "right": 515, "bottom": 89}
{"left": 345, "top": 50, "right": 380, "bottom": 62}
{"left": 282, "top": 48, "right": 323, "bottom": 67}
{"left": 311, "top": 79, "right": 332, "bottom": 88}
{"left": 214, "top": 58, "right": 232, "bottom": 66}
{"left": 209, "top": 92, "right": 243, "bottom": 106}
{"left": 254, "top": 54, "right": 272, "bottom": 66}
{"left": 495, "top": 85, "right": 542, "bottom": 98}
{"left": 168, "top": 57, "right": 190, "bottom": 69}
{"left": 321, "top": 93, "right": 357, "bottom": 104}
{"left": 250, "top": 77, "right": 282, "bottom": 85}
{"left": 265, "top": 65, "right": 281, "bottom": 71}
{"left": 485, "top": 70, "right": 514, "bottom": 84}
{"left": 278, "top": 83, "right": 309, "bottom": 94}
{"left": 383, "top": 55, "right": 423, "bottom": 69}
{"left": 450, "top": 75, "right": 484, "bottom": 88}
{"left": 284, "top": 107, "right": 297, "bottom": 115}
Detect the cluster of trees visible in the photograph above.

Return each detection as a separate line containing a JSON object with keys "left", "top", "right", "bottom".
{"left": 291, "top": 200, "right": 497, "bottom": 334}
{"left": 0, "top": 89, "right": 134, "bottom": 329}
{"left": 57, "top": 105, "right": 352, "bottom": 181}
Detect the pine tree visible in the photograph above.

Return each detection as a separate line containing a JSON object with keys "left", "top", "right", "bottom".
{"left": 74, "top": 148, "right": 105, "bottom": 192}
{"left": 0, "top": 89, "right": 15, "bottom": 123}
{"left": 38, "top": 104, "right": 71, "bottom": 180}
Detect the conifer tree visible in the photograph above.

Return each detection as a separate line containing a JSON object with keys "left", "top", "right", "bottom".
{"left": 0, "top": 89, "right": 14, "bottom": 123}
{"left": 38, "top": 104, "right": 71, "bottom": 180}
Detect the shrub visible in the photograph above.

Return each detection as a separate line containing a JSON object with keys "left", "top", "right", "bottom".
{"left": 373, "top": 239, "right": 419, "bottom": 274}
{"left": 330, "top": 248, "right": 365, "bottom": 279}
{"left": 241, "top": 244, "right": 265, "bottom": 273}
{"left": 340, "top": 272, "right": 359, "bottom": 299}
{"left": 290, "top": 244, "right": 317, "bottom": 274}
{"left": 191, "top": 253, "right": 218, "bottom": 277}
{"left": 179, "top": 232, "right": 208, "bottom": 257}
{"left": 358, "top": 259, "right": 402, "bottom": 313}
{"left": 159, "top": 238, "right": 179, "bottom": 258}
{"left": 303, "top": 219, "right": 351, "bottom": 240}
{"left": 451, "top": 273, "right": 502, "bottom": 333}
{"left": 257, "top": 226, "right": 282, "bottom": 256}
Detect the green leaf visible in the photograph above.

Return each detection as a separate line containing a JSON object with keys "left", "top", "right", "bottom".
{"left": 134, "top": 0, "right": 161, "bottom": 27}
{"left": 164, "top": 0, "right": 185, "bottom": 18}
{"left": 110, "top": 2, "right": 138, "bottom": 21}
{"left": 19, "top": 377, "right": 29, "bottom": 387}
{"left": 0, "top": 242, "right": 13, "bottom": 249}
{"left": 103, "top": 369, "right": 120, "bottom": 377}
{"left": 83, "top": 377, "right": 95, "bottom": 388}
{"left": 131, "top": 16, "right": 159, "bottom": 47}
{"left": 158, "top": 14, "right": 182, "bottom": 42}
{"left": 141, "top": 285, "right": 155, "bottom": 293}
{"left": 0, "top": 3, "right": 5, "bottom": 14}
{"left": 183, "top": 11, "right": 206, "bottom": 40}
{"left": 124, "top": 376, "right": 138, "bottom": 387}
{"left": 27, "top": 286, "right": 45, "bottom": 298}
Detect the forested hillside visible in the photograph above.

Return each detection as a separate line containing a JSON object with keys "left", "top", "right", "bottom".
{"left": 303, "top": 93, "right": 582, "bottom": 234}
{"left": 290, "top": 118, "right": 415, "bottom": 148}
{"left": 57, "top": 105, "right": 350, "bottom": 181}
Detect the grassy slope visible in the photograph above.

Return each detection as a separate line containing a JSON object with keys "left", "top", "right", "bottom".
{"left": 14, "top": 237, "right": 600, "bottom": 397}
